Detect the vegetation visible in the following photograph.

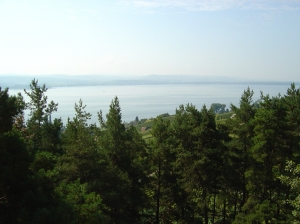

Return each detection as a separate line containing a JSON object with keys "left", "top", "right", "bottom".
{"left": 1, "top": 80, "right": 300, "bottom": 223}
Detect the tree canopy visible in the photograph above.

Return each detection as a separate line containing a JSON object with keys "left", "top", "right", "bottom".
{"left": 1, "top": 80, "right": 300, "bottom": 223}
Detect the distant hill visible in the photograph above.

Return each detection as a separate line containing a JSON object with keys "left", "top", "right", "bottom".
{"left": 0, "top": 74, "right": 294, "bottom": 89}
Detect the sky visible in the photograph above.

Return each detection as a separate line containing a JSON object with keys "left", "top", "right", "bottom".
{"left": 0, "top": 0, "right": 300, "bottom": 81}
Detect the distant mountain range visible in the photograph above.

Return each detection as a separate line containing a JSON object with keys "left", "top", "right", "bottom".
{"left": 0, "top": 74, "right": 295, "bottom": 89}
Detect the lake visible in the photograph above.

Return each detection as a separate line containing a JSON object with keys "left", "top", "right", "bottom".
{"left": 8, "top": 83, "right": 293, "bottom": 125}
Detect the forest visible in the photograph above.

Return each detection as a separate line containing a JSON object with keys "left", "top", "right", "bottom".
{"left": 1, "top": 79, "right": 300, "bottom": 224}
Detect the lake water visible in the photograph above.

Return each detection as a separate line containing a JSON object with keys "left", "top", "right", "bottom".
{"left": 8, "top": 83, "right": 293, "bottom": 125}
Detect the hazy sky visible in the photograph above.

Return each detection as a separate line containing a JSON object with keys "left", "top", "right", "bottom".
{"left": 1, "top": 0, "right": 299, "bottom": 81}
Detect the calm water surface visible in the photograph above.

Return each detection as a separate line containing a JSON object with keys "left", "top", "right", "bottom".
{"left": 9, "top": 84, "right": 292, "bottom": 124}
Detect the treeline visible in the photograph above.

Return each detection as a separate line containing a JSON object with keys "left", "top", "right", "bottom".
{"left": 1, "top": 79, "right": 300, "bottom": 223}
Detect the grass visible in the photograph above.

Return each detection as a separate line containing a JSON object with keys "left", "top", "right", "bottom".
{"left": 215, "top": 112, "right": 234, "bottom": 125}
{"left": 128, "top": 112, "right": 234, "bottom": 139}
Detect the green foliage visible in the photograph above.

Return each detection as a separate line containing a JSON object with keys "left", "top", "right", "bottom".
{"left": 0, "top": 88, "right": 30, "bottom": 223}
{"left": 210, "top": 103, "right": 226, "bottom": 114}
{"left": 173, "top": 104, "right": 226, "bottom": 223}
{"left": 0, "top": 87, "right": 25, "bottom": 132}
{"left": 249, "top": 94, "right": 287, "bottom": 204}
{"left": 284, "top": 83, "right": 300, "bottom": 160}
{"left": 280, "top": 161, "right": 300, "bottom": 223}
{"left": 98, "top": 96, "right": 149, "bottom": 223}
{"left": 150, "top": 116, "right": 177, "bottom": 223}
{"left": 0, "top": 129, "right": 31, "bottom": 223}
{"left": 2, "top": 80, "right": 300, "bottom": 223}
{"left": 57, "top": 180, "right": 107, "bottom": 223}
{"left": 24, "top": 79, "right": 58, "bottom": 127}
{"left": 215, "top": 111, "right": 234, "bottom": 120}
{"left": 227, "top": 87, "right": 256, "bottom": 210}
{"left": 24, "top": 79, "right": 60, "bottom": 153}
{"left": 59, "top": 99, "right": 104, "bottom": 184}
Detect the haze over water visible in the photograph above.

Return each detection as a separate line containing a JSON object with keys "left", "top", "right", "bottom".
{"left": 9, "top": 83, "right": 292, "bottom": 124}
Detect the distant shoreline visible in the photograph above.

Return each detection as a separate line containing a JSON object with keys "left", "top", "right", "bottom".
{"left": 2, "top": 78, "right": 297, "bottom": 90}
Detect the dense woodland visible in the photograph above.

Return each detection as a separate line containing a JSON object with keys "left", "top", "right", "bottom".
{"left": 1, "top": 79, "right": 300, "bottom": 224}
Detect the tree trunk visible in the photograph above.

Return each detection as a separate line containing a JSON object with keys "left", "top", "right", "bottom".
{"left": 156, "top": 158, "right": 161, "bottom": 224}
{"left": 223, "top": 199, "right": 226, "bottom": 224}
{"left": 233, "top": 191, "right": 237, "bottom": 219}
{"left": 212, "top": 193, "right": 216, "bottom": 224}
{"left": 204, "top": 188, "right": 208, "bottom": 224}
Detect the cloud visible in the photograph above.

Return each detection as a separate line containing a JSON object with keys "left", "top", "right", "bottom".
{"left": 119, "top": 0, "right": 300, "bottom": 12}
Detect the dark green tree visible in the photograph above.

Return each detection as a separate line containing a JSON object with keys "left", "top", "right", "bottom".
{"left": 243, "top": 93, "right": 288, "bottom": 223}
{"left": 227, "top": 87, "right": 256, "bottom": 219}
{"left": 0, "top": 87, "right": 25, "bottom": 132}
{"left": 150, "top": 116, "right": 182, "bottom": 223}
{"left": 280, "top": 161, "right": 300, "bottom": 224}
{"left": 0, "top": 88, "right": 30, "bottom": 223}
{"left": 98, "top": 96, "right": 148, "bottom": 223}
{"left": 58, "top": 99, "right": 108, "bottom": 222}
{"left": 284, "top": 83, "right": 300, "bottom": 161}
{"left": 59, "top": 99, "right": 100, "bottom": 183}
{"left": 210, "top": 103, "right": 226, "bottom": 114}
{"left": 171, "top": 104, "right": 225, "bottom": 224}
{"left": 24, "top": 79, "right": 60, "bottom": 153}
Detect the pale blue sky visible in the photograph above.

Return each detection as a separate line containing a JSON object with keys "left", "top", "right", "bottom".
{"left": 0, "top": 0, "right": 299, "bottom": 81}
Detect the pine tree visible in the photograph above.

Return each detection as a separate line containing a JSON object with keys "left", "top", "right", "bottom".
{"left": 284, "top": 83, "right": 300, "bottom": 161}
{"left": 245, "top": 93, "right": 287, "bottom": 222}
{"left": 0, "top": 87, "right": 30, "bottom": 223}
{"left": 98, "top": 96, "right": 148, "bottom": 223}
{"left": 0, "top": 87, "right": 25, "bottom": 132}
{"left": 171, "top": 104, "right": 225, "bottom": 223}
{"left": 280, "top": 161, "right": 300, "bottom": 223}
{"left": 150, "top": 115, "right": 181, "bottom": 223}
{"left": 24, "top": 79, "right": 60, "bottom": 152}
{"left": 227, "top": 87, "right": 256, "bottom": 218}
{"left": 58, "top": 99, "right": 109, "bottom": 222}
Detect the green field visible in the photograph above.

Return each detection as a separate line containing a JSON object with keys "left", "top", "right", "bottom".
{"left": 126, "top": 111, "right": 235, "bottom": 139}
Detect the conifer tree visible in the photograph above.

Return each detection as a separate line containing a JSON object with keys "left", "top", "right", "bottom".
{"left": 60, "top": 99, "right": 100, "bottom": 183}
{"left": 245, "top": 93, "right": 287, "bottom": 222}
{"left": 0, "top": 87, "right": 30, "bottom": 223}
{"left": 171, "top": 104, "right": 224, "bottom": 223}
{"left": 227, "top": 87, "right": 256, "bottom": 217}
{"left": 284, "top": 83, "right": 300, "bottom": 161}
{"left": 24, "top": 79, "right": 60, "bottom": 153}
{"left": 280, "top": 161, "right": 300, "bottom": 223}
{"left": 98, "top": 96, "right": 148, "bottom": 223}
{"left": 150, "top": 116, "right": 181, "bottom": 223}
{"left": 58, "top": 99, "right": 108, "bottom": 222}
